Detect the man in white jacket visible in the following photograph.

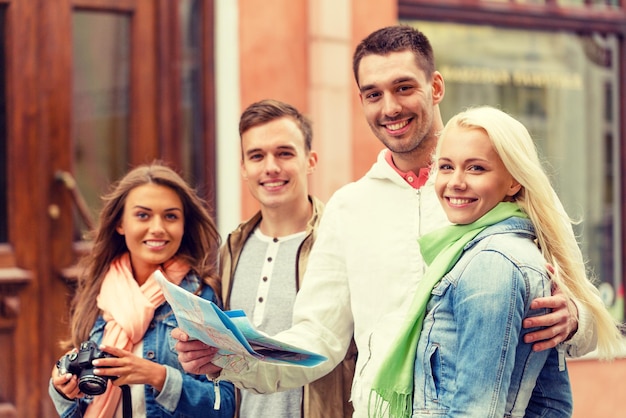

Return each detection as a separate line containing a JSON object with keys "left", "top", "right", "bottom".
{"left": 173, "top": 25, "right": 597, "bottom": 417}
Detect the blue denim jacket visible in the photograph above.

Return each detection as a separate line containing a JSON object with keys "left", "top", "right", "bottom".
{"left": 412, "top": 217, "right": 572, "bottom": 418}
{"left": 49, "top": 273, "right": 235, "bottom": 417}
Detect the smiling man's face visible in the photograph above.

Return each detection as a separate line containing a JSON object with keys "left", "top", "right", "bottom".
{"left": 240, "top": 116, "right": 317, "bottom": 211}
{"left": 358, "top": 50, "right": 440, "bottom": 157}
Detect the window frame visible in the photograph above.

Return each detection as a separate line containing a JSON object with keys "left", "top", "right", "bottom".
{"left": 399, "top": 0, "right": 626, "bottom": 318}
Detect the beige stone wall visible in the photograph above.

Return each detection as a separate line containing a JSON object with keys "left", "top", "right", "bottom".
{"left": 568, "top": 357, "right": 626, "bottom": 417}
{"left": 238, "top": 0, "right": 397, "bottom": 218}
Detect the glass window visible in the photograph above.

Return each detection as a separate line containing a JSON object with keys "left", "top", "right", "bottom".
{"left": 482, "top": 0, "right": 619, "bottom": 8}
{"left": 406, "top": 21, "right": 622, "bottom": 320}
{"left": 0, "top": 7, "right": 7, "bottom": 243}
{"left": 555, "top": 0, "right": 583, "bottom": 5}
{"left": 72, "top": 11, "right": 130, "bottom": 238}
{"left": 179, "top": 0, "right": 206, "bottom": 192}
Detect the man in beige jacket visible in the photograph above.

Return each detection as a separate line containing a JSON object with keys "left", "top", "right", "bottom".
{"left": 218, "top": 99, "right": 356, "bottom": 418}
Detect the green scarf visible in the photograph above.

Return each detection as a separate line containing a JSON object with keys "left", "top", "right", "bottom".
{"left": 368, "top": 202, "right": 527, "bottom": 418}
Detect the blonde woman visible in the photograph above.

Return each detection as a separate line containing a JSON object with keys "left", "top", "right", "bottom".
{"left": 371, "top": 106, "right": 623, "bottom": 417}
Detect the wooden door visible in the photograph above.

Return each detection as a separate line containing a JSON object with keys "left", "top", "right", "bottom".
{"left": 0, "top": 1, "right": 216, "bottom": 416}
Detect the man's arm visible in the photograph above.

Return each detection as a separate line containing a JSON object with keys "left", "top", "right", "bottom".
{"left": 172, "top": 328, "right": 223, "bottom": 376}
{"left": 523, "top": 265, "right": 598, "bottom": 356}
{"left": 524, "top": 196, "right": 600, "bottom": 356}
{"left": 522, "top": 286, "right": 578, "bottom": 351}
{"left": 173, "top": 197, "right": 354, "bottom": 393}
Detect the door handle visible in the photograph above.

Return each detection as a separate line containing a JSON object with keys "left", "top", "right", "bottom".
{"left": 54, "top": 171, "right": 95, "bottom": 230}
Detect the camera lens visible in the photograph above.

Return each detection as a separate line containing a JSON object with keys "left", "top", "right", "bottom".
{"left": 78, "top": 375, "right": 109, "bottom": 396}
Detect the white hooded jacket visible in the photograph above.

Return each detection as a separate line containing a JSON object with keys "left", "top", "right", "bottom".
{"left": 218, "top": 149, "right": 597, "bottom": 417}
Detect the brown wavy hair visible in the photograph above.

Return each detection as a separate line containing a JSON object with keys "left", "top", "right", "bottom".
{"left": 64, "top": 161, "right": 221, "bottom": 349}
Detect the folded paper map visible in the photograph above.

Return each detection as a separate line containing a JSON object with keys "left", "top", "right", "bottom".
{"left": 155, "top": 270, "right": 326, "bottom": 367}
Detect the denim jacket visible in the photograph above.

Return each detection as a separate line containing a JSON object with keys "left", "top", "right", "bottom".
{"left": 49, "top": 272, "right": 235, "bottom": 417}
{"left": 412, "top": 217, "right": 572, "bottom": 418}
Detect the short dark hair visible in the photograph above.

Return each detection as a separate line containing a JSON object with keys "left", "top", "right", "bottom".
{"left": 239, "top": 99, "right": 313, "bottom": 152}
{"left": 352, "top": 25, "right": 436, "bottom": 86}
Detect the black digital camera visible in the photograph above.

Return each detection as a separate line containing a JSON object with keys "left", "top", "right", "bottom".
{"left": 57, "top": 340, "right": 117, "bottom": 396}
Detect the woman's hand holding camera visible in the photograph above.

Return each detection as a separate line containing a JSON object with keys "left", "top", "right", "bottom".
{"left": 51, "top": 350, "right": 84, "bottom": 401}
{"left": 51, "top": 343, "right": 167, "bottom": 398}
{"left": 92, "top": 345, "right": 167, "bottom": 392}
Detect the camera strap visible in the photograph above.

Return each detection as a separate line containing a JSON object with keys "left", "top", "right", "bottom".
{"left": 121, "top": 385, "right": 132, "bottom": 418}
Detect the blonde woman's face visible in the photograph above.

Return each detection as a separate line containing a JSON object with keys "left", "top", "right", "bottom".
{"left": 435, "top": 125, "right": 521, "bottom": 225}
{"left": 116, "top": 183, "right": 184, "bottom": 283}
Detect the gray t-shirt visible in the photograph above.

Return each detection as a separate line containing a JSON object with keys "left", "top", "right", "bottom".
{"left": 230, "top": 227, "right": 306, "bottom": 418}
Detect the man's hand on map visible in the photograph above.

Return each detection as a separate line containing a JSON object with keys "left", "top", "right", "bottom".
{"left": 172, "top": 328, "right": 224, "bottom": 376}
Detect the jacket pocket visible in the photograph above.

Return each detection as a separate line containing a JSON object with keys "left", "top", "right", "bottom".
{"left": 426, "top": 343, "right": 442, "bottom": 402}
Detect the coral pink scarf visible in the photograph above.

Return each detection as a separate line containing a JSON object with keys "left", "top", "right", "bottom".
{"left": 85, "top": 253, "right": 189, "bottom": 418}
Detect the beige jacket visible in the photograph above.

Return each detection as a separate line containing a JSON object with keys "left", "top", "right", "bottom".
{"left": 219, "top": 196, "right": 356, "bottom": 418}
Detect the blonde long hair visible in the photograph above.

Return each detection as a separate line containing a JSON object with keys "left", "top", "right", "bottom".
{"left": 435, "top": 106, "right": 623, "bottom": 359}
